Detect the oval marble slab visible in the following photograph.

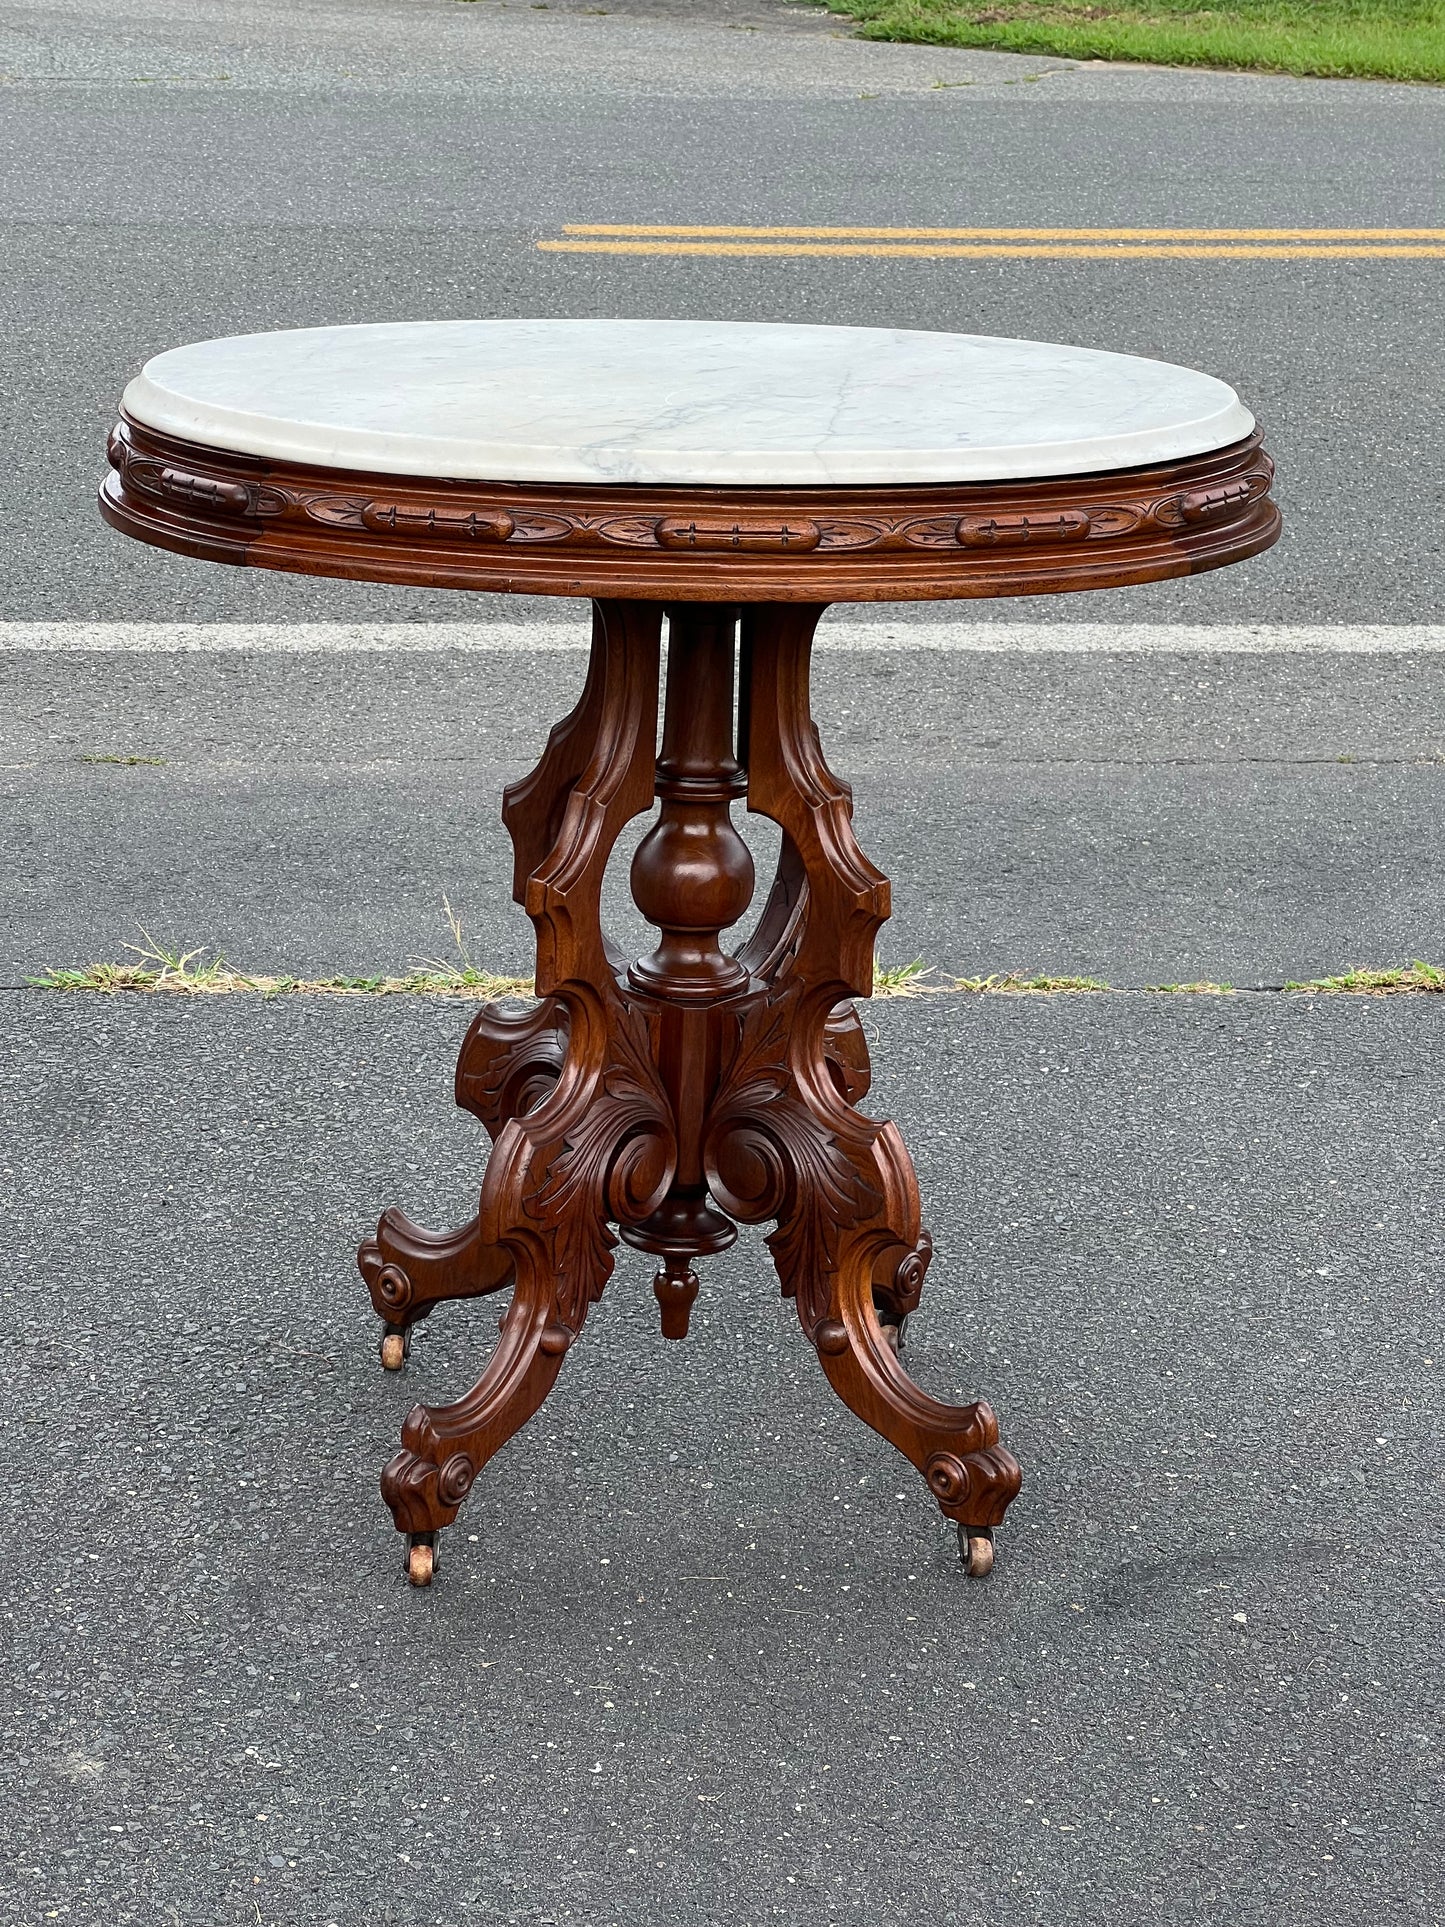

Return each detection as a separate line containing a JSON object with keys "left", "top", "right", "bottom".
{"left": 122, "top": 318, "right": 1255, "bottom": 487}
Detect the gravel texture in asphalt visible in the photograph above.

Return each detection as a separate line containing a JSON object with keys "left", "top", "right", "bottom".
{"left": 1, "top": 988, "right": 1438, "bottom": 1925}
{"left": 5, "top": 645, "right": 1442, "bottom": 985}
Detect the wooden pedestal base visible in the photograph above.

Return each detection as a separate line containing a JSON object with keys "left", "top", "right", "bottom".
{"left": 358, "top": 598, "right": 1022, "bottom": 1583}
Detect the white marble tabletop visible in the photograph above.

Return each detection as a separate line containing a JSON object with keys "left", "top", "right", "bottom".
{"left": 122, "top": 319, "right": 1254, "bottom": 487}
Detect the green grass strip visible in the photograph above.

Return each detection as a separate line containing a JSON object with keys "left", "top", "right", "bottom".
{"left": 824, "top": 0, "right": 1445, "bottom": 83}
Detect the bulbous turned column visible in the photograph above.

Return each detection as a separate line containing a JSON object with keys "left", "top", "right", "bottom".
{"left": 623, "top": 605, "right": 756, "bottom": 1330}
{"left": 628, "top": 605, "right": 755, "bottom": 1004}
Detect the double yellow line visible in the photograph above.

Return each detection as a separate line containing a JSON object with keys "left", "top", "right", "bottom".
{"left": 540, "top": 225, "right": 1445, "bottom": 260}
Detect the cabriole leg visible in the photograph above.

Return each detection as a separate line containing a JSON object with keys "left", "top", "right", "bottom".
{"left": 712, "top": 601, "right": 1022, "bottom": 1568}
{"left": 372, "top": 600, "right": 673, "bottom": 1581}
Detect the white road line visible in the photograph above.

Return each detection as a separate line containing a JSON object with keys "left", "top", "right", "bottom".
{"left": 1, "top": 622, "right": 1443, "bottom": 653}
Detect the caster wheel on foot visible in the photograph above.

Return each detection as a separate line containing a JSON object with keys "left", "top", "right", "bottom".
{"left": 406, "top": 1537, "right": 437, "bottom": 1587}
{"left": 958, "top": 1524, "right": 995, "bottom": 1578}
{"left": 379, "top": 1330, "right": 407, "bottom": 1372}
{"left": 880, "top": 1314, "right": 908, "bottom": 1354}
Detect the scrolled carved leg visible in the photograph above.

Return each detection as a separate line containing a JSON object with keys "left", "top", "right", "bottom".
{"left": 360, "top": 998, "right": 562, "bottom": 1366}
{"left": 359, "top": 1209, "right": 515, "bottom": 1367}
{"left": 723, "top": 599, "right": 1021, "bottom": 1557}
{"left": 381, "top": 984, "right": 676, "bottom": 1558}
{"left": 706, "top": 987, "right": 1020, "bottom": 1541}
{"left": 811, "top": 1126, "right": 1022, "bottom": 1538}
{"left": 377, "top": 600, "right": 671, "bottom": 1578}
{"left": 819, "top": 1000, "right": 928, "bottom": 1343}
{"left": 454, "top": 995, "right": 568, "bottom": 1139}
{"left": 380, "top": 1262, "right": 577, "bottom": 1557}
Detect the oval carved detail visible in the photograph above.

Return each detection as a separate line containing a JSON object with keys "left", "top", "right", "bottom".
{"left": 1179, "top": 476, "right": 1266, "bottom": 523}
{"left": 656, "top": 517, "right": 822, "bottom": 553}
{"left": 957, "top": 509, "right": 1093, "bottom": 547}
{"left": 360, "top": 501, "right": 515, "bottom": 541}
{"left": 158, "top": 466, "right": 251, "bottom": 514}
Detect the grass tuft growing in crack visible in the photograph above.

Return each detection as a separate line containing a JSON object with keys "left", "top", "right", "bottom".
{"left": 872, "top": 957, "right": 951, "bottom": 997}
{"left": 28, "top": 958, "right": 535, "bottom": 999}
{"left": 402, "top": 894, "right": 534, "bottom": 995}
{"left": 28, "top": 917, "right": 533, "bottom": 1000}
{"left": 1145, "top": 980, "right": 1236, "bottom": 994}
{"left": 27, "top": 928, "right": 1445, "bottom": 1003}
{"left": 1282, "top": 960, "right": 1445, "bottom": 995}
{"left": 952, "top": 971, "right": 1111, "bottom": 994}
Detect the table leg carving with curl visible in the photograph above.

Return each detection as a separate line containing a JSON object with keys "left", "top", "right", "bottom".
{"left": 359, "top": 1212, "right": 514, "bottom": 1371}
{"left": 730, "top": 603, "right": 1022, "bottom": 1571}
{"left": 373, "top": 602, "right": 677, "bottom": 1584}
{"left": 359, "top": 1002, "right": 569, "bottom": 1370}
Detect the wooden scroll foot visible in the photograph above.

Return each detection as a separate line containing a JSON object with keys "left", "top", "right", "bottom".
{"left": 359, "top": 1209, "right": 515, "bottom": 1367}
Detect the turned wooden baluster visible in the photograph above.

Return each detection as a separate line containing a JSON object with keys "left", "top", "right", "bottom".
{"left": 620, "top": 605, "right": 756, "bottom": 1337}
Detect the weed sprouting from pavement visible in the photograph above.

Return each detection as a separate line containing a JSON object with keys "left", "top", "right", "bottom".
{"left": 28, "top": 911, "right": 533, "bottom": 1000}
{"left": 1282, "top": 960, "right": 1445, "bottom": 995}
{"left": 872, "top": 958, "right": 948, "bottom": 997}
{"left": 405, "top": 894, "right": 528, "bottom": 994}
{"left": 952, "top": 972, "right": 1111, "bottom": 994}
{"left": 1145, "top": 981, "right": 1236, "bottom": 994}
{"left": 27, "top": 931, "right": 1445, "bottom": 1002}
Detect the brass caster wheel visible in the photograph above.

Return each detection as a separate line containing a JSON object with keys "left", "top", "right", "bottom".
{"left": 379, "top": 1329, "right": 407, "bottom": 1372}
{"left": 406, "top": 1537, "right": 437, "bottom": 1587}
{"left": 958, "top": 1524, "right": 995, "bottom": 1579}
{"left": 880, "top": 1314, "right": 908, "bottom": 1354}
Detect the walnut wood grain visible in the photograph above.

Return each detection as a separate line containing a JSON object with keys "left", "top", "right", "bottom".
{"left": 365, "top": 600, "right": 1020, "bottom": 1554}
{"left": 101, "top": 415, "right": 1278, "bottom": 603}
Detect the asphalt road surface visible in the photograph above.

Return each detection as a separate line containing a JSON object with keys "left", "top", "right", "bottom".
{"left": 4, "top": 992, "right": 1440, "bottom": 1926}
{"left": 1, "top": 5, "right": 1441, "bottom": 1926}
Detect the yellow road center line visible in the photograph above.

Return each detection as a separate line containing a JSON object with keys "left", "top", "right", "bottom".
{"left": 540, "top": 240, "right": 1445, "bottom": 259}
{"left": 561, "top": 224, "right": 1445, "bottom": 242}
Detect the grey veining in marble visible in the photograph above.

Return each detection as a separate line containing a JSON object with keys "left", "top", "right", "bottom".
{"left": 122, "top": 319, "right": 1254, "bottom": 486}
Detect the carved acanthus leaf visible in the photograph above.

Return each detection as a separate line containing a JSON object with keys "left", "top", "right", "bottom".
{"left": 455, "top": 997, "right": 568, "bottom": 1140}
{"left": 705, "top": 982, "right": 881, "bottom": 1333}
{"left": 523, "top": 997, "right": 674, "bottom": 1331}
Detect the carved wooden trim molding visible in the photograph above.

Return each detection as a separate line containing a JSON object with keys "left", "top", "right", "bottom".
{"left": 102, "top": 416, "right": 1279, "bottom": 602}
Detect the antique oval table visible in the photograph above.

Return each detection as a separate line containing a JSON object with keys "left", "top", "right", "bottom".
{"left": 102, "top": 318, "right": 1279, "bottom": 1586}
